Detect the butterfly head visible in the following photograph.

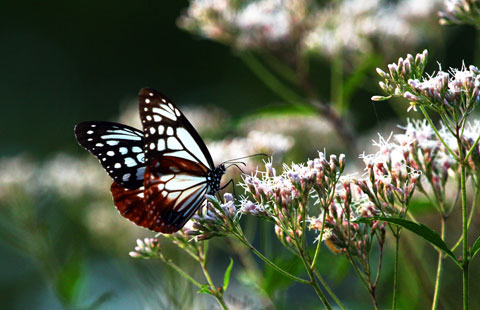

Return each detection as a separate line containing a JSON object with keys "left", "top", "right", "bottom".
{"left": 207, "top": 164, "right": 226, "bottom": 194}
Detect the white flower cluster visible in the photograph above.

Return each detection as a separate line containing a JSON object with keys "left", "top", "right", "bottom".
{"left": 180, "top": 0, "right": 441, "bottom": 56}
{"left": 179, "top": 0, "right": 308, "bottom": 49}
{"left": 0, "top": 154, "right": 109, "bottom": 201}
{"left": 304, "top": 0, "right": 441, "bottom": 58}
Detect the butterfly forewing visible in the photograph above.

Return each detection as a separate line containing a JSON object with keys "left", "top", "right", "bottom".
{"left": 135, "top": 88, "right": 217, "bottom": 233}
{"left": 138, "top": 88, "right": 215, "bottom": 170}
{"left": 74, "top": 121, "right": 146, "bottom": 189}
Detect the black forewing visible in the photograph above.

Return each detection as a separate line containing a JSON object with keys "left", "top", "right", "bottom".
{"left": 138, "top": 88, "right": 215, "bottom": 170}
{"left": 74, "top": 121, "right": 146, "bottom": 189}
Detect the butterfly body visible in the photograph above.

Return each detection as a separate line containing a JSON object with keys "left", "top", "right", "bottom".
{"left": 75, "top": 88, "right": 226, "bottom": 233}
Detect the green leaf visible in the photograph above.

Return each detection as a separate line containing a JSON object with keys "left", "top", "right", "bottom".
{"left": 55, "top": 254, "right": 85, "bottom": 306}
{"left": 197, "top": 284, "right": 213, "bottom": 296}
{"left": 356, "top": 217, "right": 458, "bottom": 264}
{"left": 471, "top": 236, "right": 480, "bottom": 260}
{"left": 260, "top": 253, "right": 303, "bottom": 296}
{"left": 223, "top": 258, "right": 234, "bottom": 292}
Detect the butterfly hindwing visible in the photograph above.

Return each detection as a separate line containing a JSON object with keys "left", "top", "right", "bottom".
{"left": 142, "top": 157, "right": 210, "bottom": 232}
{"left": 74, "top": 121, "right": 146, "bottom": 189}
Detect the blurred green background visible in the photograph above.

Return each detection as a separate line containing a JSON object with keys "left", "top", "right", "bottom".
{"left": 1, "top": 1, "right": 480, "bottom": 309}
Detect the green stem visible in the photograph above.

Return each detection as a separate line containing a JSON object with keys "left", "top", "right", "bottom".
{"left": 165, "top": 260, "right": 203, "bottom": 289}
{"left": 465, "top": 133, "right": 480, "bottom": 161}
{"left": 294, "top": 239, "right": 332, "bottom": 310}
{"left": 311, "top": 210, "right": 327, "bottom": 269}
{"left": 431, "top": 216, "right": 446, "bottom": 310}
{"left": 451, "top": 189, "right": 478, "bottom": 252}
{"left": 419, "top": 106, "right": 459, "bottom": 161}
{"left": 235, "top": 234, "right": 310, "bottom": 285}
{"left": 199, "top": 247, "right": 229, "bottom": 310}
{"left": 460, "top": 159, "right": 469, "bottom": 310}
{"left": 392, "top": 233, "right": 400, "bottom": 310}
{"left": 312, "top": 268, "right": 347, "bottom": 310}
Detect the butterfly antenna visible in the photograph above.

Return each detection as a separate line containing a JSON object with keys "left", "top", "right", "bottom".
{"left": 222, "top": 153, "right": 268, "bottom": 164}
{"left": 226, "top": 162, "right": 246, "bottom": 174}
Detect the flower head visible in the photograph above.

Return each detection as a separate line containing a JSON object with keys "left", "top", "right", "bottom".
{"left": 129, "top": 238, "right": 162, "bottom": 259}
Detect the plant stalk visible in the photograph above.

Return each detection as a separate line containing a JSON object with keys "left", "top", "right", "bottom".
{"left": 392, "top": 233, "right": 400, "bottom": 310}
{"left": 431, "top": 216, "right": 446, "bottom": 310}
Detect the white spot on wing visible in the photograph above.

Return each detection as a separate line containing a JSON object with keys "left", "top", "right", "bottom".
{"left": 106, "top": 140, "right": 119, "bottom": 146}
{"left": 122, "top": 173, "right": 131, "bottom": 181}
{"left": 167, "top": 191, "right": 181, "bottom": 200}
{"left": 177, "top": 128, "right": 209, "bottom": 167}
{"left": 167, "top": 137, "right": 182, "bottom": 150}
{"left": 119, "top": 147, "right": 128, "bottom": 155}
{"left": 107, "top": 151, "right": 115, "bottom": 156}
{"left": 166, "top": 127, "right": 174, "bottom": 136}
{"left": 157, "top": 139, "right": 166, "bottom": 151}
{"left": 124, "top": 157, "right": 137, "bottom": 167}
{"left": 132, "top": 146, "right": 142, "bottom": 153}
{"left": 164, "top": 174, "right": 205, "bottom": 191}
{"left": 153, "top": 115, "right": 161, "bottom": 122}
{"left": 152, "top": 107, "right": 176, "bottom": 120}
{"left": 160, "top": 174, "right": 174, "bottom": 182}
{"left": 166, "top": 150, "right": 196, "bottom": 162}
{"left": 158, "top": 125, "right": 164, "bottom": 134}
{"left": 101, "top": 134, "right": 141, "bottom": 141}
{"left": 136, "top": 167, "right": 145, "bottom": 180}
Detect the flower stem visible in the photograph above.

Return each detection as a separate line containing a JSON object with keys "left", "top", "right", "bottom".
{"left": 451, "top": 188, "right": 479, "bottom": 252}
{"left": 464, "top": 132, "right": 480, "bottom": 161}
{"left": 164, "top": 259, "right": 203, "bottom": 289}
{"left": 198, "top": 246, "right": 229, "bottom": 310}
{"left": 234, "top": 233, "right": 310, "bottom": 285}
{"left": 392, "top": 233, "right": 400, "bottom": 310}
{"left": 431, "top": 216, "right": 446, "bottom": 310}
{"left": 454, "top": 120, "right": 470, "bottom": 310}
{"left": 460, "top": 160, "right": 469, "bottom": 310}
{"left": 312, "top": 268, "right": 347, "bottom": 310}
{"left": 419, "top": 106, "right": 459, "bottom": 161}
{"left": 295, "top": 239, "right": 332, "bottom": 310}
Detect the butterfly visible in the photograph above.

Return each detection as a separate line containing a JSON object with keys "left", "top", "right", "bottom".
{"left": 74, "top": 88, "right": 229, "bottom": 233}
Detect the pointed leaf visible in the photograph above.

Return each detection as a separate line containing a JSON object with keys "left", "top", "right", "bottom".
{"left": 356, "top": 217, "right": 458, "bottom": 264}
{"left": 223, "top": 258, "right": 234, "bottom": 292}
{"left": 197, "top": 284, "right": 213, "bottom": 296}
{"left": 471, "top": 235, "right": 480, "bottom": 260}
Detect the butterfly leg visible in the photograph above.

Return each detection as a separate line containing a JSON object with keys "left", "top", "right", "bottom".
{"left": 220, "top": 178, "right": 237, "bottom": 199}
